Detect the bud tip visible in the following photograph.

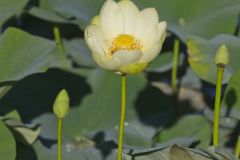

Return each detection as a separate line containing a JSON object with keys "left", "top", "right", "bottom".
{"left": 214, "top": 44, "right": 229, "bottom": 66}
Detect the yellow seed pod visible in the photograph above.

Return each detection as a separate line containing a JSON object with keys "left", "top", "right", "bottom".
{"left": 53, "top": 89, "right": 70, "bottom": 119}
{"left": 214, "top": 44, "right": 229, "bottom": 66}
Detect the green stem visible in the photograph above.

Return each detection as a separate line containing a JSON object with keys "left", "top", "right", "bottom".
{"left": 117, "top": 74, "right": 126, "bottom": 160}
{"left": 213, "top": 66, "right": 224, "bottom": 146}
{"left": 53, "top": 26, "right": 68, "bottom": 68}
{"left": 235, "top": 136, "right": 240, "bottom": 158}
{"left": 171, "top": 39, "right": 180, "bottom": 94}
{"left": 54, "top": 27, "right": 64, "bottom": 50}
{"left": 57, "top": 118, "right": 63, "bottom": 160}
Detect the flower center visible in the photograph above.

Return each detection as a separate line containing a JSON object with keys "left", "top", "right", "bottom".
{"left": 110, "top": 34, "right": 142, "bottom": 54}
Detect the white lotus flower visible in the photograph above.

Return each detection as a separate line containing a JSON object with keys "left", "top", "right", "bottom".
{"left": 85, "top": 0, "right": 167, "bottom": 74}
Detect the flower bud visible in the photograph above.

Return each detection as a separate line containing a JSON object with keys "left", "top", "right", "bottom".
{"left": 214, "top": 44, "right": 229, "bottom": 66}
{"left": 53, "top": 89, "right": 70, "bottom": 119}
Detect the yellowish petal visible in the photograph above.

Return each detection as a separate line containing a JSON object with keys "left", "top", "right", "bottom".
{"left": 143, "top": 21, "right": 167, "bottom": 51}
{"left": 118, "top": 0, "right": 139, "bottom": 34}
{"left": 134, "top": 8, "right": 159, "bottom": 40}
{"left": 112, "top": 50, "right": 142, "bottom": 65}
{"left": 99, "top": 0, "right": 125, "bottom": 41}
{"left": 85, "top": 25, "right": 107, "bottom": 56}
{"left": 118, "top": 63, "right": 148, "bottom": 74}
{"left": 91, "top": 15, "right": 100, "bottom": 25}
{"left": 92, "top": 52, "right": 120, "bottom": 70}
{"left": 156, "top": 21, "right": 167, "bottom": 43}
{"left": 142, "top": 27, "right": 158, "bottom": 50}
{"left": 139, "top": 42, "right": 163, "bottom": 63}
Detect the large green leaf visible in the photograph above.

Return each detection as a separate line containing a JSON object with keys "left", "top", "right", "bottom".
{"left": 34, "top": 0, "right": 105, "bottom": 30}
{"left": 147, "top": 51, "right": 184, "bottom": 73}
{"left": 180, "top": 68, "right": 202, "bottom": 89}
{"left": 222, "top": 70, "right": 240, "bottom": 109}
{"left": 221, "top": 70, "right": 240, "bottom": 119}
{"left": 24, "top": 122, "right": 155, "bottom": 160}
{"left": 157, "top": 115, "right": 211, "bottom": 148}
{"left": 68, "top": 69, "right": 174, "bottom": 134}
{"left": 0, "top": 120, "right": 16, "bottom": 160}
{"left": 17, "top": 135, "right": 105, "bottom": 160}
{"left": 28, "top": 7, "right": 71, "bottom": 24}
{"left": 63, "top": 38, "right": 96, "bottom": 67}
{"left": 4, "top": 110, "right": 21, "bottom": 120}
{"left": 203, "top": 107, "right": 239, "bottom": 148}
{"left": 2, "top": 110, "right": 41, "bottom": 145}
{"left": 0, "top": 27, "right": 61, "bottom": 82}
{"left": 17, "top": 140, "right": 117, "bottom": 160}
{"left": 0, "top": 68, "right": 92, "bottom": 121}
{"left": 0, "top": 0, "right": 28, "bottom": 30}
{"left": 85, "top": 120, "right": 157, "bottom": 147}
{"left": 31, "top": 69, "right": 147, "bottom": 139}
{"left": 33, "top": 68, "right": 174, "bottom": 141}
{"left": 133, "top": 0, "right": 240, "bottom": 41}
{"left": 4, "top": 118, "right": 41, "bottom": 145}
{"left": 186, "top": 35, "right": 240, "bottom": 84}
